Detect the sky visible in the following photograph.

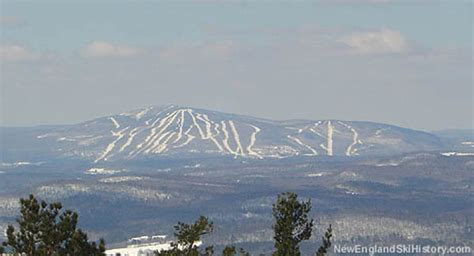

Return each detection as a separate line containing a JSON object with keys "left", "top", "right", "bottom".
{"left": 0, "top": 0, "right": 472, "bottom": 131}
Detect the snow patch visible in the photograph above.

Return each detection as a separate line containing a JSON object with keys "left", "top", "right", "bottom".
{"left": 105, "top": 241, "right": 202, "bottom": 256}
{"left": 99, "top": 176, "right": 144, "bottom": 183}
{"left": 306, "top": 172, "right": 327, "bottom": 177}
{"left": 247, "top": 125, "right": 263, "bottom": 159}
{"left": 441, "top": 152, "right": 474, "bottom": 157}
{"left": 85, "top": 168, "right": 124, "bottom": 175}
{"left": 0, "top": 161, "right": 43, "bottom": 167}
{"left": 109, "top": 117, "right": 120, "bottom": 129}
{"left": 287, "top": 135, "right": 318, "bottom": 156}
{"left": 461, "top": 141, "right": 474, "bottom": 148}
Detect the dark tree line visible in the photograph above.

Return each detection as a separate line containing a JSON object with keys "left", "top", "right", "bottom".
{"left": 1, "top": 192, "right": 332, "bottom": 256}
{"left": 155, "top": 192, "right": 332, "bottom": 256}
{"left": 0, "top": 195, "right": 105, "bottom": 256}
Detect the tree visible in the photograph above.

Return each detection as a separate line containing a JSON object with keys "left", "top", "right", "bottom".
{"left": 222, "top": 246, "right": 237, "bottom": 256}
{"left": 272, "top": 192, "right": 314, "bottom": 256}
{"left": 0, "top": 194, "right": 105, "bottom": 256}
{"left": 155, "top": 217, "right": 250, "bottom": 256}
{"left": 315, "top": 225, "right": 332, "bottom": 256}
{"left": 155, "top": 216, "right": 214, "bottom": 256}
{"left": 222, "top": 246, "right": 250, "bottom": 256}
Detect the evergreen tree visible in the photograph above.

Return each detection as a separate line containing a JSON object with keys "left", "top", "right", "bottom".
{"left": 155, "top": 216, "right": 214, "bottom": 256}
{"left": 272, "top": 192, "right": 314, "bottom": 256}
{"left": 222, "top": 246, "right": 237, "bottom": 256}
{"left": 315, "top": 225, "right": 332, "bottom": 256}
{"left": 222, "top": 246, "right": 250, "bottom": 256}
{"left": 0, "top": 194, "right": 105, "bottom": 256}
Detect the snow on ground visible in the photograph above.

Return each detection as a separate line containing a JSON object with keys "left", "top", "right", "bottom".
{"left": 95, "top": 127, "right": 129, "bottom": 162}
{"left": 247, "top": 125, "right": 263, "bottom": 158}
{"left": 287, "top": 135, "right": 318, "bottom": 156}
{"left": 0, "top": 162, "right": 43, "bottom": 167}
{"left": 85, "top": 168, "right": 125, "bottom": 175}
{"left": 306, "top": 172, "right": 327, "bottom": 177}
{"left": 441, "top": 152, "right": 474, "bottom": 157}
{"left": 105, "top": 242, "right": 172, "bottom": 256}
{"left": 105, "top": 241, "right": 202, "bottom": 256}
{"left": 375, "top": 162, "right": 400, "bottom": 167}
{"left": 327, "top": 121, "right": 334, "bottom": 156}
{"left": 461, "top": 141, "right": 474, "bottom": 147}
{"left": 99, "top": 176, "right": 144, "bottom": 183}
{"left": 109, "top": 117, "right": 121, "bottom": 129}
{"left": 337, "top": 121, "right": 360, "bottom": 156}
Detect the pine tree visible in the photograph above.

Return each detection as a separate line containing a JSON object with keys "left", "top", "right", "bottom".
{"left": 272, "top": 192, "right": 314, "bottom": 256}
{"left": 222, "top": 246, "right": 250, "bottom": 256}
{"left": 222, "top": 246, "right": 237, "bottom": 256}
{"left": 315, "top": 225, "right": 332, "bottom": 256}
{"left": 0, "top": 194, "right": 105, "bottom": 256}
{"left": 155, "top": 216, "right": 214, "bottom": 256}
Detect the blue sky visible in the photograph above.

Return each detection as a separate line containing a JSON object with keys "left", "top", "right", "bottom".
{"left": 2, "top": 1, "right": 472, "bottom": 51}
{"left": 0, "top": 0, "right": 472, "bottom": 130}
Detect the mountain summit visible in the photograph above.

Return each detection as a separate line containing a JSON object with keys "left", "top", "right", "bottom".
{"left": 24, "top": 105, "right": 444, "bottom": 162}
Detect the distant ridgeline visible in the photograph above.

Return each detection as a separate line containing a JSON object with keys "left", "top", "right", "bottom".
{"left": 1, "top": 104, "right": 472, "bottom": 163}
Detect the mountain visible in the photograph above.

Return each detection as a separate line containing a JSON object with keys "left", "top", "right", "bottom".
{"left": 2, "top": 105, "right": 453, "bottom": 163}
{"left": 0, "top": 105, "right": 473, "bottom": 252}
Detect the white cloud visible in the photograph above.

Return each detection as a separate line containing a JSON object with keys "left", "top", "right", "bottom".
{"left": 80, "top": 41, "right": 143, "bottom": 58}
{"left": 341, "top": 29, "right": 408, "bottom": 54}
{"left": 0, "top": 44, "right": 38, "bottom": 62}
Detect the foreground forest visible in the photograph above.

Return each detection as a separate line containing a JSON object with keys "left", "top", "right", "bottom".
{"left": 1, "top": 193, "right": 332, "bottom": 256}
{"left": 0, "top": 153, "right": 472, "bottom": 254}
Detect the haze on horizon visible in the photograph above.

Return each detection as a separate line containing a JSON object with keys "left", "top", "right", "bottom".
{"left": 0, "top": 0, "right": 472, "bottom": 131}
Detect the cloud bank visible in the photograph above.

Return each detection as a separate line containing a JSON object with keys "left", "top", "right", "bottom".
{"left": 1, "top": 27, "right": 471, "bottom": 130}
{"left": 341, "top": 29, "right": 408, "bottom": 54}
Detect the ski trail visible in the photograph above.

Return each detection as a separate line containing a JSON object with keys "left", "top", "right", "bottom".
{"left": 135, "top": 107, "right": 151, "bottom": 120}
{"left": 147, "top": 131, "right": 172, "bottom": 153}
{"left": 247, "top": 125, "right": 262, "bottom": 158}
{"left": 109, "top": 117, "right": 120, "bottom": 129}
{"left": 287, "top": 135, "right": 318, "bottom": 156}
{"left": 213, "top": 122, "right": 220, "bottom": 136}
{"left": 173, "top": 110, "right": 185, "bottom": 143}
{"left": 146, "top": 110, "right": 184, "bottom": 153}
{"left": 297, "top": 123, "right": 314, "bottom": 133}
{"left": 174, "top": 125, "right": 195, "bottom": 148}
{"left": 129, "top": 108, "right": 173, "bottom": 156}
{"left": 119, "top": 128, "right": 139, "bottom": 152}
{"left": 95, "top": 127, "right": 129, "bottom": 162}
{"left": 196, "top": 114, "right": 212, "bottom": 139}
{"left": 326, "top": 121, "right": 334, "bottom": 156}
{"left": 135, "top": 110, "right": 179, "bottom": 155}
{"left": 221, "top": 121, "right": 237, "bottom": 155}
{"left": 347, "top": 128, "right": 359, "bottom": 156}
{"left": 197, "top": 114, "right": 223, "bottom": 152}
{"left": 309, "top": 121, "right": 325, "bottom": 138}
{"left": 152, "top": 132, "right": 176, "bottom": 153}
{"left": 338, "top": 121, "right": 359, "bottom": 156}
{"left": 188, "top": 110, "right": 206, "bottom": 139}
{"left": 229, "top": 121, "right": 244, "bottom": 155}
{"left": 151, "top": 106, "right": 174, "bottom": 126}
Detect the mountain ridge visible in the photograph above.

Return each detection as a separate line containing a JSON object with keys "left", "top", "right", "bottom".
{"left": 2, "top": 105, "right": 472, "bottom": 163}
{"left": 15, "top": 105, "right": 446, "bottom": 161}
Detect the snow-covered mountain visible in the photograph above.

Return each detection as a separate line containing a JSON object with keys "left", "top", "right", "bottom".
{"left": 16, "top": 104, "right": 446, "bottom": 162}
